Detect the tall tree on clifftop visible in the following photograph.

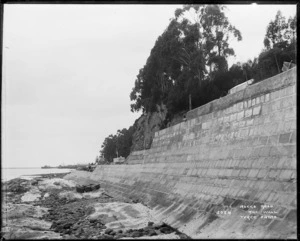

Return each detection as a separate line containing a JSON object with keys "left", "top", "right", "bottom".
{"left": 263, "top": 11, "right": 296, "bottom": 50}
{"left": 130, "top": 4, "right": 242, "bottom": 117}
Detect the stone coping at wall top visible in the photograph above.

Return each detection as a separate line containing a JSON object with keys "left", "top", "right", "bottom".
{"left": 155, "top": 67, "right": 296, "bottom": 137}
{"left": 187, "top": 67, "right": 296, "bottom": 119}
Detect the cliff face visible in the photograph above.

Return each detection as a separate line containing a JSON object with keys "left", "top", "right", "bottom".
{"left": 131, "top": 104, "right": 168, "bottom": 151}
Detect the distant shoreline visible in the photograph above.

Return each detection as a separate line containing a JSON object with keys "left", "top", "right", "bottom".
{"left": 2, "top": 167, "right": 44, "bottom": 169}
{"left": 3, "top": 166, "right": 86, "bottom": 169}
{"left": 20, "top": 171, "right": 71, "bottom": 177}
{"left": 2, "top": 168, "right": 75, "bottom": 182}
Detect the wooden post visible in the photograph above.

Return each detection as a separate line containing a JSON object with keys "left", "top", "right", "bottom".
{"left": 189, "top": 94, "right": 192, "bottom": 111}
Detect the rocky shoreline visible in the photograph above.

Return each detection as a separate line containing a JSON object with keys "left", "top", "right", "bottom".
{"left": 2, "top": 172, "right": 190, "bottom": 239}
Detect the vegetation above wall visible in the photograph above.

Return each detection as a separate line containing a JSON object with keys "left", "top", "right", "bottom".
{"left": 99, "top": 5, "right": 296, "bottom": 163}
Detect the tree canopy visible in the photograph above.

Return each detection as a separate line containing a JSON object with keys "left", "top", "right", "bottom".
{"left": 130, "top": 5, "right": 242, "bottom": 117}
{"left": 251, "top": 11, "right": 296, "bottom": 82}
{"left": 100, "top": 126, "right": 135, "bottom": 163}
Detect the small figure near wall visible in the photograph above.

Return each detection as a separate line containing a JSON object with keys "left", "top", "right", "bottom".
{"left": 183, "top": 114, "right": 187, "bottom": 122}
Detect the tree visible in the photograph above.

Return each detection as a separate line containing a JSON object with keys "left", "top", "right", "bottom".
{"left": 252, "top": 12, "right": 297, "bottom": 81}
{"left": 264, "top": 11, "right": 289, "bottom": 50}
{"left": 130, "top": 4, "right": 242, "bottom": 118}
{"left": 100, "top": 125, "right": 136, "bottom": 163}
{"left": 176, "top": 5, "right": 241, "bottom": 73}
{"left": 100, "top": 134, "right": 117, "bottom": 163}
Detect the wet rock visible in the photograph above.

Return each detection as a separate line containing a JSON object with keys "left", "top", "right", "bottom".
{"left": 85, "top": 207, "right": 95, "bottom": 215}
{"left": 76, "top": 186, "right": 85, "bottom": 193}
{"left": 148, "top": 221, "right": 154, "bottom": 226}
{"left": 31, "top": 180, "right": 39, "bottom": 186}
{"left": 103, "top": 234, "right": 114, "bottom": 239}
{"left": 75, "top": 184, "right": 100, "bottom": 193}
{"left": 131, "top": 231, "right": 142, "bottom": 237}
{"left": 114, "top": 234, "right": 121, "bottom": 239}
{"left": 160, "top": 226, "right": 173, "bottom": 234}
{"left": 62, "top": 223, "right": 72, "bottom": 229}
{"left": 84, "top": 185, "right": 93, "bottom": 192}
{"left": 64, "top": 230, "right": 71, "bottom": 235}
{"left": 5, "top": 179, "right": 30, "bottom": 194}
{"left": 105, "top": 228, "right": 113, "bottom": 235}
{"left": 149, "top": 229, "right": 157, "bottom": 236}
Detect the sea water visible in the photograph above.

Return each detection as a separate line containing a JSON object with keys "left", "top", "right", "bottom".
{"left": 1, "top": 168, "right": 74, "bottom": 182}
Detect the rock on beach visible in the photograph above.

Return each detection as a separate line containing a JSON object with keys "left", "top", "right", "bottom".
{"left": 2, "top": 173, "right": 185, "bottom": 240}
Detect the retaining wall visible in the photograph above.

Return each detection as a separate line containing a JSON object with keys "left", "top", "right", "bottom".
{"left": 66, "top": 68, "right": 297, "bottom": 238}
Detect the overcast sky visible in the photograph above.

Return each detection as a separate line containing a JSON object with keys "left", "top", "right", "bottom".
{"left": 2, "top": 4, "right": 296, "bottom": 168}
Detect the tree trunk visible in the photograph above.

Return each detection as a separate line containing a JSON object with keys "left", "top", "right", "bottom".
{"left": 274, "top": 53, "right": 280, "bottom": 74}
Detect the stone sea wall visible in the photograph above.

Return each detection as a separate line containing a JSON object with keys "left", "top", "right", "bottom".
{"left": 66, "top": 67, "right": 297, "bottom": 238}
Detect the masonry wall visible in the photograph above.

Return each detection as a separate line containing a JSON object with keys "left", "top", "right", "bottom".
{"left": 66, "top": 68, "right": 297, "bottom": 239}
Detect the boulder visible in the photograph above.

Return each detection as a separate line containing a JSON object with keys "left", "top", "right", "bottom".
{"left": 76, "top": 186, "right": 85, "bottom": 193}
{"left": 147, "top": 221, "right": 154, "bottom": 227}
{"left": 89, "top": 219, "right": 97, "bottom": 223}
{"left": 160, "top": 226, "right": 173, "bottom": 234}
{"left": 131, "top": 231, "right": 143, "bottom": 237}
{"left": 114, "top": 234, "right": 124, "bottom": 239}
{"left": 31, "top": 180, "right": 39, "bottom": 186}
{"left": 149, "top": 229, "right": 157, "bottom": 236}
{"left": 84, "top": 185, "right": 93, "bottom": 192}
{"left": 104, "top": 228, "right": 113, "bottom": 234}
{"left": 75, "top": 184, "right": 100, "bottom": 193}
{"left": 103, "top": 234, "right": 114, "bottom": 239}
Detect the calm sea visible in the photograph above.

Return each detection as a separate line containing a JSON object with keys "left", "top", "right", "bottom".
{"left": 1, "top": 168, "right": 74, "bottom": 182}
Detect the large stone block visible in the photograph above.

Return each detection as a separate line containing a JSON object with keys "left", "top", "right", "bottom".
{"left": 281, "top": 95, "right": 295, "bottom": 109}
{"left": 279, "top": 133, "right": 291, "bottom": 143}
{"left": 253, "top": 105, "right": 262, "bottom": 116}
